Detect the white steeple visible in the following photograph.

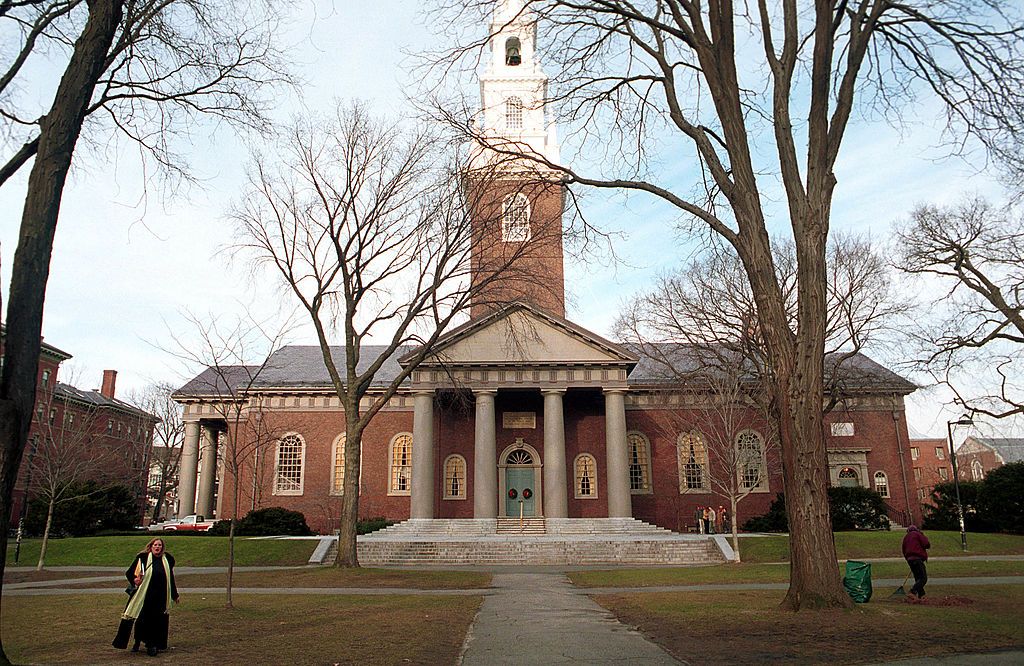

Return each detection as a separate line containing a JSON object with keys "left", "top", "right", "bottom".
{"left": 473, "top": 0, "right": 560, "bottom": 167}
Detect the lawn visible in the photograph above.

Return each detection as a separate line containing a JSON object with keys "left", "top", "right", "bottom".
{"left": 6, "top": 536, "right": 318, "bottom": 567}
{"left": 569, "top": 558, "right": 1024, "bottom": 588}
{"left": 592, "top": 585, "right": 1024, "bottom": 664}
{"left": 736, "top": 530, "right": 1024, "bottom": 563}
{"left": 51, "top": 567, "right": 492, "bottom": 590}
{"left": 3, "top": 593, "right": 481, "bottom": 665}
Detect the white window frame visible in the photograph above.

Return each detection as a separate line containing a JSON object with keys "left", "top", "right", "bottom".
{"left": 736, "top": 429, "right": 769, "bottom": 492}
{"left": 627, "top": 431, "right": 653, "bottom": 494}
{"left": 873, "top": 471, "right": 890, "bottom": 498}
{"left": 574, "top": 453, "right": 598, "bottom": 499}
{"left": 677, "top": 431, "right": 709, "bottom": 493}
{"left": 330, "top": 433, "right": 346, "bottom": 496}
{"left": 501, "top": 193, "right": 531, "bottom": 242}
{"left": 443, "top": 454, "right": 467, "bottom": 500}
{"left": 505, "top": 95, "right": 524, "bottom": 129}
{"left": 273, "top": 432, "right": 306, "bottom": 496}
{"left": 971, "top": 459, "right": 984, "bottom": 481}
{"left": 388, "top": 432, "right": 413, "bottom": 496}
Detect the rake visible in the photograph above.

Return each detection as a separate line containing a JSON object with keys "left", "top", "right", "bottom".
{"left": 891, "top": 573, "right": 912, "bottom": 598}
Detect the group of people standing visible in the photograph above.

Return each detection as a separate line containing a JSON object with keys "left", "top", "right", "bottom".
{"left": 694, "top": 505, "right": 730, "bottom": 534}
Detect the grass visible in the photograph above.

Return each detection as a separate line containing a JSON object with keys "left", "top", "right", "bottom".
{"left": 6, "top": 535, "right": 317, "bottom": 567}
{"left": 50, "top": 567, "right": 492, "bottom": 590}
{"left": 3, "top": 593, "right": 481, "bottom": 665}
{"left": 569, "top": 559, "right": 1024, "bottom": 587}
{"left": 592, "top": 585, "right": 1024, "bottom": 664}
{"left": 737, "top": 530, "right": 1024, "bottom": 563}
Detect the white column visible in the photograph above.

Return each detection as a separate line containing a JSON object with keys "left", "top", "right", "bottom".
{"left": 410, "top": 391, "right": 436, "bottom": 519}
{"left": 604, "top": 389, "right": 632, "bottom": 518}
{"left": 473, "top": 390, "right": 498, "bottom": 518}
{"left": 195, "top": 425, "right": 218, "bottom": 518}
{"left": 542, "top": 389, "right": 568, "bottom": 518}
{"left": 177, "top": 421, "right": 200, "bottom": 518}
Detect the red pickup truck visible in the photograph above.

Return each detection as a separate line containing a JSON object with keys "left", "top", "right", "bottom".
{"left": 160, "top": 515, "right": 215, "bottom": 532}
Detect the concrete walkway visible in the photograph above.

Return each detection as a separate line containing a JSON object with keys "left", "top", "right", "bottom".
{"left": 459, "top": 572, "right": 679, "bottom": 665}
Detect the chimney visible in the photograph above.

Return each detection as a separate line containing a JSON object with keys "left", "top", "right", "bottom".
{"left": 100, "top": 370, "right": 117, "bottom": 399}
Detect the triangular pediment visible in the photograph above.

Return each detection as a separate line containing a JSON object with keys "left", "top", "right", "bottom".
{"left": 406, "top": 303, "right": 637, "bottom": 367}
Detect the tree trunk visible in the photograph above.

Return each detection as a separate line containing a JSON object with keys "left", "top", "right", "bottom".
{"left": 36, "top": 498, "right": 56, "bottom": 571}
{"left": 777, "top": 364, "right": 850, "bottom": 610}
{"left": 730, "top": 495, "right": 740, "bottom": 563}
{"left": 335, "top": 415, "right": 362, "bottom": 568}
{"left": 151, "top": 480, "right": 167, "bottom": 523}
{"left": 0, "top": 3, "right": 123, "bottom": 661}
{"left": 226, "top": 518, "right": 235, "bottom": 609}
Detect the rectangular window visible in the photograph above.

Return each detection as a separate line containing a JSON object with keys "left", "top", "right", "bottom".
{"left": 913, "top": 467, "right": 922, "bottom": 481}
{"left": 107, "top": 420, "right": 113, "bottom": 435}
{"left": 830, "top": 422, "right": 855, "bottom": 436}
{"left": 935, "top": 447, "right": 945, "bottom": 460}
{"left": 49, "top": 408, "right": 56, "bottom": 425}
{"left": 910, "top": 447, "right": 919, "bottom": 461}
{"left": 41, "top": 369, "right": 50, "bottom": 388}
{"left": 917, "top": 488, "right": 927, "bottom": 500}
{"left": 938, "top": 467, "right": 949, "bottom": 480}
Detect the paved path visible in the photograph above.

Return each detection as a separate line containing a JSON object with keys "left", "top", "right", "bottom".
{"left": 459, "top": 572, "right": 679, "bottom": 665}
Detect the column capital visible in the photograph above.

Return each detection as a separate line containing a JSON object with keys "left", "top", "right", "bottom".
{"left": 413, "top": 389, "right": 436, "bottom": 397}
{"left": 541, "top": 388, "right": 566, "bottom": 396}
{"left": 603, "top": 388, "right": 627, "bottom": 396}
{"left": 473, "top": 388, "right": 497, "bottom": 397}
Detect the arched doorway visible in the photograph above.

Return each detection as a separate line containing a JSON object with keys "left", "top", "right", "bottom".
{"left": 498, "top": 440, "right": 542, "bottom": 518}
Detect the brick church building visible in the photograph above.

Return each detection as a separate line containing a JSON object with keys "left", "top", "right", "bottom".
{"left": 173, "top": 2, "right": 919, "bottom": 535}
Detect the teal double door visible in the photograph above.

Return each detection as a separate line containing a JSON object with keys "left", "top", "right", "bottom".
{"left": 505, "top": 467, "right": 537, "bottom": 517}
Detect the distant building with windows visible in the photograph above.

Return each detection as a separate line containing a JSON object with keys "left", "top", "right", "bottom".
{"left": 956, "top": 437, "right": 1024, "bottom": 481}
{"left": 2, "top": 328, "right": 158, "bottom": 524}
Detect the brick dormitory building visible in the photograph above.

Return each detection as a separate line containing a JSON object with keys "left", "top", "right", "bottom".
{"left": 172, "top": 2, "right": 923, "bottom": 537}
{"left": 2, "top": 328, "right": 158, "bottom": 525}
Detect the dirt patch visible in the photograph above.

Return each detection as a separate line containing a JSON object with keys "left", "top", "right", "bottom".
{"left": 904, "top": 595, "right": 974, "bottom": 607}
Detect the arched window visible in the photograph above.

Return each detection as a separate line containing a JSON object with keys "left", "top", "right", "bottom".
{"left": 838, "top": 467, "right": 859, "bottom": 488}
{"left": 677, "top": 431, "right": 708, "bottom": 492}
{"left": 873, "top": 471, "right": 889, "bottom": 498}
{"left": 627, "top": 432, "right": 652, "bottom": 493}
{"left": 443, "top": 455, "right": 467, "bottom": 500}
{"left": 971, "top": 459, "right": 984, "bottom": 481}
{"left": 505, "top": 36, "right": 522, "bottom": 66}
{"left": 502, "top": 193, "right": 531, "bottom": 242}
{"left": 389, "top": 433, "right": 413, "bottom": 496}
{"left": 274, "top": 433, "right": 305, "bottom": 495}
{"left": 505, "top": 96, "right": 523, "bottom": 129}
{"left": 331, "top": 433, "right": 346, "bottom": 495}
{"left": 737, "top": 430, "right": 767, "bottom": 491}
{"left": 574, "top": 453, "right": 598, "bottom": 499}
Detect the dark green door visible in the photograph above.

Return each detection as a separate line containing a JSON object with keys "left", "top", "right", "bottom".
{"left": 505, "top": 467, "right": 536, "bottom": 517}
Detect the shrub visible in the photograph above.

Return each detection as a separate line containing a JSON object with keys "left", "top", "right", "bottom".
{"left": 207, "top": 520, "right": 232, "bottom": 536}
{"left": 743, "top": 487, "right": 891, "bottom": 532}
{"left": 230, "top": 507, "right": 313, "bottom": 536}
{"left": 828, "top": 486, "right": 890, "bottom": 530}
{"left": 356, "top": 517, "right": 394, "bottom": 535}
{"left": 978, "top": 462, "right": 1024, "bottom": 534}
{"left": 742, "top": 493, "right": 788, "bottom": 532}
{"left": 922, "top": 481, "right": 991, "bottom": 532}
{"left": 24, "top": 482, "right": 139, "bottom": 537}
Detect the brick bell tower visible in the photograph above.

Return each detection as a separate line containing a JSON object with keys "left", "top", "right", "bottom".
{"left": 467, "top": 0, "right": 566, "bottom": 320}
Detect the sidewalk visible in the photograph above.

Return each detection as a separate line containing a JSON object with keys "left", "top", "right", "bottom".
{"left": 459, "top": 572, "right": 679, "bottom": 665}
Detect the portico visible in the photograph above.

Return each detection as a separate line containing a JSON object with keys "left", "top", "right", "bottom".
{"left": 401, "top": 302, "right": 637, "bottom": 520}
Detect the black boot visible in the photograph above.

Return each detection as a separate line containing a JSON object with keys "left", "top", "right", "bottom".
{"left": 147, "top": 644, "right": 158, "bottom": 656}
{"left": 131, "top": 640, "right": 141, "bottom": 653}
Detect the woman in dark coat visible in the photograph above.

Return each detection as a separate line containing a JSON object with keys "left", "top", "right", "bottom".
{"left": 112, "top": 537, "right": 180, "bottom": 656}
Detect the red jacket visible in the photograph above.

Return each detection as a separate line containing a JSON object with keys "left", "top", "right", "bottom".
{"left": 902, "top": 526, "right": 930, "bottom": 561}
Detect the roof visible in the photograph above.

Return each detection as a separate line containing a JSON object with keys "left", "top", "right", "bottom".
{"left": 174, "top": 342, "right": 915, "bottom": 398}
{"left": 626, "top": 343, "right": 916, "bottom": 394}
{"left": 0, "top": 324, "right": 73, "bottom": 361}
{"left": 966, "top": 438, "right": 1024, "bottom": 464}
{"left": 54, "top": 383, "right": 157, "bottom": 421}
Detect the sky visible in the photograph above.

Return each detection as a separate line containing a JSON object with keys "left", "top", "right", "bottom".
{"left": 0, "top": 1, "right": 1017, "bottom": 441}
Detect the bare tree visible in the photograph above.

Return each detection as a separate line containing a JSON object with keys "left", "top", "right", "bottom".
{"left": 168, "top": 312, "right": 299, "bottom": 608}
{"left": 0, "top": 1, "right": 290, "bottom": 647}
{"left": 424, "top": 0, "right": 1022, "bottom": 609}
{"left": 27, "top": 376, "right": 150, "bottom": 570}
{"left": 232, "top": 102, "right": 564, "bottom": 567}
{"left": 897, "top": 197, "right": 1024, "bottom": 420}
{"left": 129, "top": 382, "right": 184, "bottom": 523}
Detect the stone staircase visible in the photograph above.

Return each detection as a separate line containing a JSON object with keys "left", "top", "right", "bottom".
{"left": 315, "top": 518, "right": 728, "bottom": 566}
